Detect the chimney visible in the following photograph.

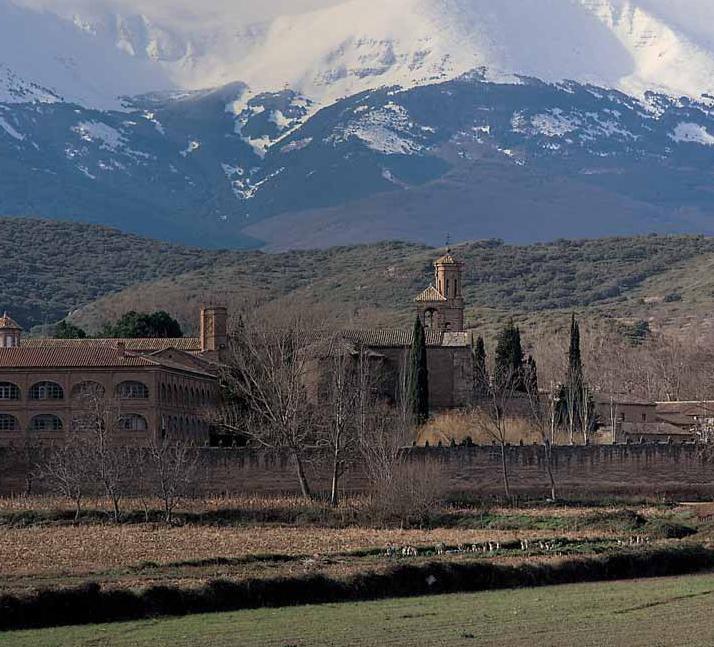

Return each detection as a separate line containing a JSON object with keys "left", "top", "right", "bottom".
{"left": 200, "top": 306, "right": 228, "bottom": 353}
{"left": 116, "top": 341, "right": 126, "bottom": 358}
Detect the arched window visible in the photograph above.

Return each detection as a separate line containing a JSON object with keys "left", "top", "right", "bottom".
{"left": 30, "top": 381, "right": 64, "bottom": 401}
{"left": 71, "top": 381, "right": 105, "bottom": 400}
{"left": 117, "top": 381, "right": 149, "bottom": 399}
{"left": 31, "top": 414, "right": 63, "bottom": 431}
{"left": 423, "top": 308, "right": 436, "bottom": 330}
{"left": 0, "top": 382, "right": 20, "bottom": 401}
{"left": 118, "top": 414, "right": 148, "bottom": 432}
{"left": 0, "top": 414, "right": 19, "bottom": 431}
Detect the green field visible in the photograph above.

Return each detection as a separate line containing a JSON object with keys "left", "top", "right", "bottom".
{"left": 3, "top": 573, "right": 714, "bottom": 646}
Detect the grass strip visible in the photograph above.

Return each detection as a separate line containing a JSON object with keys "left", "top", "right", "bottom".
{"left": 1, "top": 544, "right": 712, "bottom": 631}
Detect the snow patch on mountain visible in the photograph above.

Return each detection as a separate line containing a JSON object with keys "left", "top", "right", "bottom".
{"left": 328, "top": 102, "right": 425, "bottom": 155}
{"left": 670, "top": 122, "right": 714, "bottom": 146}
{"left": 0, "top": 113, "right": 24, "bottom": 140}
{"left": 73, "top": 121, "right": 125, "bottom": 151}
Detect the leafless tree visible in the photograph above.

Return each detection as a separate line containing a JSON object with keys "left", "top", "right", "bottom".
{"left": 524, "top": 380, "right": 558, "bottom": 501}
{"left": 317, "top": 340, "right": 378, "bottom": 506}
{"left": 73, "top": 387, "right": 134, "bottom": 522}
{"left": 37, "top": 432, "right": 93, "bottom": 520}
{"left": 144, "top": 435, "right": 200, "bottom": 524}
{"left": 477, "top": 363, "right": 520, "bottom": 502}
{"left": 216, "top": 307, "right": 321, "bottom": 499}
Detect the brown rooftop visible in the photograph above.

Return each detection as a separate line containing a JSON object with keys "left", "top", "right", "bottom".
{"left": 339, "top": 329, "right": 459, "bottom": 348}
{"left": 415, "top": 285, "right": 447, "bottom": 303}
{"left": 0, "top": 347, "right": 212, "bottom": 376}
{"left": 23, "top": 337, "right": 202, "bottom": 352}
{"left": 0, "top": 313, "right": 22, "bottom": 330}
{"left": 434, "top": 253, "right": 459, "bottom": 265}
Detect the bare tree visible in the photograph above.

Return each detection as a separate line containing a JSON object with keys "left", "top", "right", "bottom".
{"left": 317, "top": 340, "right": 377, "bottom": 506}
{"left": 144, "top": 435, "right": 200, "bottom": 524}
{"left": 73, "top": 387, "right": 134, "bottom": 522}
{"left": 477, "top": 362, "right": 520, "bottom": 502}
{"left": 216, "top": 307, "right": 320, "bottom": 499}
{"left": 37, "top": 432, "right": 93, "bottom": 520}
{"left": 524, "top": 380, "right": 558, "bottom": 501}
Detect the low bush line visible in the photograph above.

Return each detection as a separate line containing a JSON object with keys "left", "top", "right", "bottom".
{"left": 1, "top": 544, "right": 712, "bottom": 632}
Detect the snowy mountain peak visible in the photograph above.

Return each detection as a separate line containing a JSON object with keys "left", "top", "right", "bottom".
{"left": 4, "top": 0, "right": 714, "bottom": 110}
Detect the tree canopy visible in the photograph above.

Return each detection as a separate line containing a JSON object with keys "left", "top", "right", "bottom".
{"left": 100, "top": 311, "right": 183, "bottom": 339}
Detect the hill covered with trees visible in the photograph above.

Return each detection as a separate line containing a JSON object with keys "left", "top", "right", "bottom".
{"left": 4, "top": 216, "right": 714, "bottom": 338}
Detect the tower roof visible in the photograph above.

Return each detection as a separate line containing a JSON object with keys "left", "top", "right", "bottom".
{"left": 434, "top": 251, "right": 460, "bottom": 265}
{"left": 415, "top": 285, "right": 447, "bottom": 303}
{"left": 0, "top": 312, "right": 21, "bottom": 331}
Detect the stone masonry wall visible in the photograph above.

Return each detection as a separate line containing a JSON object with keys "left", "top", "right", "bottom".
{"left": 2, "top": 444, "right": 713, "bottom": 500}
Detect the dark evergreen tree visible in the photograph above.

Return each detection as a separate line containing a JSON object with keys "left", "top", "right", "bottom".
{"left": 101, "top": 311, "right": 183, "bottom": 339}
{"left": 566, "top": 313, "right": 583, "bottom": 387}
{"left": 407, "top": 316, "right": 429, "bottom": 424}
{"left": 494, "top": 320, "right": 525, "bottom": 391}
{"left": 558, "top": 314, "right": 594, "bottom": 442}
{"left": 53, "top": 320, "right": 87, "bottom": 339}
{"left": 473, "top": 335, "right": 489, "bottom": 397}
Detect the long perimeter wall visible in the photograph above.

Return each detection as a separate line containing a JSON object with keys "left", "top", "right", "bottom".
{"left": 2, "top": 444, "right": 713, "bottom": 500}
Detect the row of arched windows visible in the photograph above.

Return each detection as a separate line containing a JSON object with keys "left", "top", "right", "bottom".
{"left": 0, "top": 413, "right": 148, "bottom": 433}
{"left": 159, "top": 382, "right": 211, "bottom": 408}
{"left": 0, "top": 380, "right": 150, "bottom": 402}
{"left": 164, "top": 415, "right": 206, "bottom": 436}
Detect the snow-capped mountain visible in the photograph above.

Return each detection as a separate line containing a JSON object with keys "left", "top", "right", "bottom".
{"left": 5, "top": 0, "right": 714, "bottom": 110}
{"left": 3, "top": 0, "right": 714, "bottom": 248}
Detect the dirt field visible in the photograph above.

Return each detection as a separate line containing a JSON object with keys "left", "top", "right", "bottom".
{"left": 0, "top": 496, "right": 700, "bottom": 596}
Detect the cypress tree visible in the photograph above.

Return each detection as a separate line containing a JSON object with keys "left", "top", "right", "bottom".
{"left": 566, "top": 313, "right": 583, "bottom": 387}
{"left": 408, "top": 316, "right": 430, "bottom": 424}
{"left": 473, "top": 336, "right": 489, "bottom": 397}
{"left": 494, "top": 320, "right": 525, "bottom": 391}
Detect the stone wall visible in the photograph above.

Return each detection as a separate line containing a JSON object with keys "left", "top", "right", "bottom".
{"left": 2, "top": 444, "right": 713, "bottom": 500}
{"left": 194, "top": 444, "right": 714, "bottom": 500}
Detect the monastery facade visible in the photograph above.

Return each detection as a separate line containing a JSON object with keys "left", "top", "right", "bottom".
{"left": 0, "top": 251, "right": 476, "bottom": 447}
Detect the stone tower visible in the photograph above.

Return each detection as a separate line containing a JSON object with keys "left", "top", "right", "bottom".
{"left": 414, "top": 251, "right": 465, "bottom": 332}
{"left": 200, "top": 306, "right": 228, "bottom": 354}
{"left": 0, "top": 313, "right": 22, "bottom": 348}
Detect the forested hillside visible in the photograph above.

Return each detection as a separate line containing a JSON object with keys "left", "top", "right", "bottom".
{"left": 4, "top": 217, "right": 714, "bottom": 336}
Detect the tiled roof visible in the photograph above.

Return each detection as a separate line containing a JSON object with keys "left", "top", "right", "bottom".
{"left": 23, "top": 337, "right": 202, "bottom": 352}
{"left": 339, "top": 329, "right": 451, "bottom": 348}
{"left": 0, "top": 347, "right": 213, "bottom": 376}
{"left": 434, "top": 253, "right": 459, "bottom": 265}
{"left": 0, "top": 313, "right": 22, "bottom": 330}
{"left": 442, "top": 332, "right": 472, "bottom": 347}
{"left": 415, "top": 285, "right": 446, "bottom": 303}
{"left": 619, "top": 421, "right": 693, "bottom": 436}
{"left": 656, "top": 401, "right": 714, "bottom": 416}
{"left": 594, "top": 393, "right": 655, "bottom": 406}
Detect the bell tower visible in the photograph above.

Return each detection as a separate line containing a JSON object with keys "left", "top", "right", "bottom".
{"left": 414, "top": 251, "right": 465, "bottom": 333}
{"left": 0, "top": 313, "right": 22, "bottom": 348}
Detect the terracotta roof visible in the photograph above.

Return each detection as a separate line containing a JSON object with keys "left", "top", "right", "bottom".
{"left": 656, "top": 401, "right": 714, "bottom": 417}
{"left": 443, "top": 332, "right": 472, "bottom": 347}
{"left": 0, "top": 347, "right": 213, "bottom": 376}
{"left": 415, "top": 285, "right": 447, "bottom": 303}
{"left": 339, "top": 329, "right": 453, "bottom": 348}
{"left": 0, "top": 313, "right": 21, "bottom": 330}
{"left": 619, "top": 421, "right": 693, "bottom": 436}
{"left": 594, "top": 393, "right": 654, "bottom": 406}
{"left": 23, "top": 337, "right": 202, "bottom": 352}
{"left": 434, "top": 252, "right": 459, "bottom": 265}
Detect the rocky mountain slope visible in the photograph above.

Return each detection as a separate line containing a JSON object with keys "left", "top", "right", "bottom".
{"left": 3, "top": 1, "right": 714, "bottom": 247}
